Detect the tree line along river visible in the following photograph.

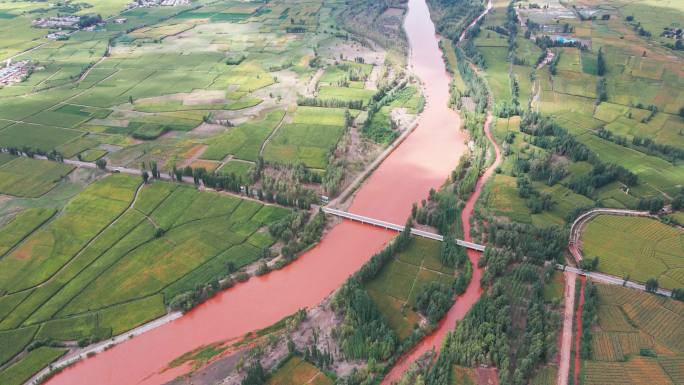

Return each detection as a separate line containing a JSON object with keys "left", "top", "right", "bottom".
{"left": 43, "top": 0, "right": 492, "bottom": 383}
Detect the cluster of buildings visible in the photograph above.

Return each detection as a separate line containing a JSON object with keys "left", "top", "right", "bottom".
{"left": 662, "top": 27, "right": 683, "bottom": 40}
{"left": 0, "top": 60, "right": 32, "bottom": 87}
{"left": 32, "top": 15, "right": 80, "bottom": 29}
{"left": 125, "top": 0, "right": 190, "bottom": 10}
{"left": 46, "top": 31, "right": 70, "bottom": 40}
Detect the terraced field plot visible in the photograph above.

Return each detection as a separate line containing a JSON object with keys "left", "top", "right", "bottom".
{"left": 0, "top": 208, "right": 56, "bottom": 257}
{"left": 263, "top": 107, "right": 350, "bottom": 169}
{"left": 581, "top": 215, "right": 684, "bottom": 289}
{"left": 0, "top": 0, "right": 378, "bottom": 170}
{"left": 203, "top": 110, "right": 285, "bottom": 162}
{"left": 217, "top": 160, "right": 254, "bottom": 183}
{"left": 317, "top": 86, "right": 376, "bottom": 107}
{"left": 0, "top": 175, "right": 290, "bottom": 381}
{"left": 583, "top": 284, "right": 684, "bottom": 385}
{"left": 0, "top": 156, "right": 74, "bottom": 198}
{"left": 364, "top": 238, "right": 455, "bottom": 340}
{"left": 0, "top": 346, "right": 67, "bottom": 385}
{"left": 0, "top": 124, "right": 83, "bottom": 153}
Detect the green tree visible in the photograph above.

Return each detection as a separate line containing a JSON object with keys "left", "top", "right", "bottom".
{"left": 645, "top": 278, "right": 659, "bottom": 293}
{"left": 672, "top": 288, "right": 684, "bottom": 301}
{"left": 597, "top": 47, "right": 606, "bottom": 76}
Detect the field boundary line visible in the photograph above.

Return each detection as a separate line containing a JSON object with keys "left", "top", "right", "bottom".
{"left": 0, "top": 208, "right": 58, "bottom": 261}
{"left": 403, "top": 258, "right": 425, "bottom": 310}
{"left": 258, "top": 110, "right": 288, "bottom": 156}
{"left": 17, "top": 183, "right": 147, "bottom": 325}
{"left": 40, "top": 215, "right": 151, "bottom": 321}
{"left": 0, "top": 324, "right": 40, "bottom": 372}
{"left": 0, "top": 291, "right": 33, "bottom": 327}
{"left": 55, "top": 195, "right": 262, "bottom": 318}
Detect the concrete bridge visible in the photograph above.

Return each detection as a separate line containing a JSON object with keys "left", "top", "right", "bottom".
{"left": 555, "top": 264, "right": 673, "bottom": 297}
{"left": 321, "top": 207, "right": 486, "bottom": 252}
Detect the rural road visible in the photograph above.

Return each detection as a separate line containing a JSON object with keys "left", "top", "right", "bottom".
{"left": 568, "top": 207, "right": 655, "bottom": 263}
{"left": 556, "top": 270, "right": 576, "bottom": 385}
{"left": 557, "top": 207, "right": 672, "bottom": 384}
{"left": 27, "top": 311, "right": 183, "bottom": 385}
{"left": 25, "top": 154, "right": 290, "bottom": 210}
{"left": 457, "top": 0, "right": 492, "bottom": 43}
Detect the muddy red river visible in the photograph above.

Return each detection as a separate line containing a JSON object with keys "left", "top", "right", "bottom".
{"left": 381, "top": 0, "right": 502, "bottom": 380}
{"left": 45, "top": 0, "right": 469, "bottom": 384}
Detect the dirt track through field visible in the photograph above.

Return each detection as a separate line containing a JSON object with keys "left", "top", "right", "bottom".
{"left": 573, "top": 276, "right": 586, "bottom": 385}
{"left": 557, "top": 271, "right": 576, "bottom": 385}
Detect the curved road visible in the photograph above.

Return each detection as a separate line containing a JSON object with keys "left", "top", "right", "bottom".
{"left": 568, "top": 207, "right": 656, "bottom": 263}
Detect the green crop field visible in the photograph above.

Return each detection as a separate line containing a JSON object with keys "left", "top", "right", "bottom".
{"left": 0, "top": 208, "right": 56, "bottom": 256}
{"left": 317, "top": 86, "right": 375, "bottom": 106}
{"left": 267, "top": 355, "right": 333, "bottom": 385}
{"left": 0, "top": 157, "right": 75, "bottom": 198}
{"left": 217, "top": 160, "right": 254, "bottom": 183}
{"left": 0, "top": 347, "right": 66, "bottom": 385}
{"left": 55, "top": 136, "right": 100, "bottom": 159}
{"left": 79, "top": 149, "right": 107, "bottom": 162}
{"left": 203, "top": 110, "right": 285, "bottom": 162}
{"left": 583, "top": 284, "right": 684, "bottom": 385}
{"left": 542, "top": 271, "right": 564, "bottom": 303}
{"left": 0, "top": 326, "right": 38, "bottom": 366}
{"left": 364, "top": 238, "right": 455, "bottom": 340}
{"left": 486, "top": 174, "right": 532, "bottom": 224}
{"left": 478, "top": 46, "right": 511, "bottom": 103}
{"left": 0, "top": 174, "right": 290, "bottom": 381}
{"left": 0, "top": 0, "right": 387, "bottom": 179}
{"left": 581, "top": 215, "right": 684, "bottom": 290}
{"left": 0, "top": 174, "right": 139, "bottom": 295}
{"left": 0, "top": 124, "right": 82, "bottom": 153}
{"left": 263, "top": 107, "right": 348, "bottom": 169}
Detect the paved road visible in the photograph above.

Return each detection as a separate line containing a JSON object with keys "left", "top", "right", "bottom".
{"left": 557, "top": 270, "right": 576, "bottom": 385}
{"left": 27, "top": 154, "right": 290, "bottom": 209}
{"left": 567, "top": 207, "right": 655, "bottom": 263}
{"left": 556, "top": 264, "right": 673, "bottom": 297}
{"left": 27, "top": 311, "right": 183, "bottom": 385}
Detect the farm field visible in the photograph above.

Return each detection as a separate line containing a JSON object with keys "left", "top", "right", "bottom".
{"left": 0, "top": 207, "right": 56, "bottom": 257}
{"left": 0, "top": 175, "right": 291, "bottom": 382}
{"left": 217, "top": 160, "right": 254, "bottom": 183}
{"left": 364, "top": 238, "right": 455, "bottom": 340}
{"left": 266, "top": 355, "right": 333, "bottom": 385}
{"left": 581, "top": 215, "right": 684, "bottom": 290}
{"left": 0, "top": 156, "right": 74, "bottom": 198}
{"left": 0, "top": 0, "right": 404, "bottom": 210}
{"left": 263, "top": 107, "right": 349, "bottom": 169}
{"left": 0, "top": 0, "right": 420, "bottom": 383}
{"left": 202, "top": 110, "right": 285, "bottom": 162}
{"left": 0, "top": 347, "right": 67, "bottom": 385}
{"left": 582, "top": 284, "right": 684, "bottom": 385}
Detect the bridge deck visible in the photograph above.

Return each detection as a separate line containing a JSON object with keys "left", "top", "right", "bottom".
{"left": 321, "top": 207, "right": 486, "bottom": 252}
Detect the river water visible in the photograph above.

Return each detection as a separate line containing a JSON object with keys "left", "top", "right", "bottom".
{"left": 45, "top": 0, "right": 467, "bottom": 384}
